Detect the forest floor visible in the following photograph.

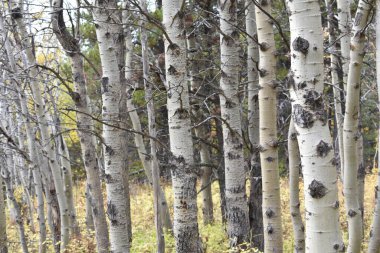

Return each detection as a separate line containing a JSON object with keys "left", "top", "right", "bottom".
{"left": 6, "top": 169, "right": 378, "bottom": 252}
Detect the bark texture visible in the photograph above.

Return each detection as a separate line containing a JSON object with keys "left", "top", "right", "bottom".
{"left": 11, "top": 5, "right": 70, "bottom": 250}
{"left": 288, "top": 119, "right": 305, "bottom": 253}
{"left": 51, "top": 1, "right": 109, "bottom": 251}
{"left": 219, "top": 0, "right": 249, "bottom": 246}
{"left": 93, "top": 0, "right": 131, "bottom": 251}
{"left": 163, "top": 0, "right": 202, "bottom": 252}
{"left": 245, "top": 2, "right": 263, "bottom": 249}
{"left": 255, "top": 0, "right": 283, "bottom": 251}
{"left": 343, "top": 0, "right": 373, "bottom": 251}
{"left": 287, "top": 0, "right": 344, "bottom": 251}
{"left": 367, "top": 2, "right": 380, "bottom": 251}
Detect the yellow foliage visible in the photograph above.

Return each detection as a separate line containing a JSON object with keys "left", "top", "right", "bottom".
{"left": 5, "top": 173, "right": 380, "bottom": 252}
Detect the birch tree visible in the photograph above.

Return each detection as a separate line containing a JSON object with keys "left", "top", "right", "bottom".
{"left": 218, "top": 0, "right": 249, "bottom": 246}
{"left": 0, "top": 12, "right": 46, "bottom": 253}
{"left": 162, "top": 0, "right": 202, "bottom": 251}
{"left": 367, "top": 2, "right": 380, "bottom": 251}
{"left": 254, "top": 0, "right": 283, "bottom": 251}
{"left": 245, "top": 1, "right": 263, "bottom": 249}
{"left": 10, "top": 4, "right": 71, "bottom": 250}
{"left": 0, "top": 174, "right": 6, "bottom": 253}
{"left": 288, "top": 119, "right": 305, "bottom": 253}
{"left": 51, "top": 1, "right": 110, "bottom": 250}
{"left": 343, "top": 0, "right": 374, "bottom": 251}
{"left": 93, "top": 0, "right": 131, "bottom": 251}
{"left": 287, "top": 0, "right": 344, "bottom": 251}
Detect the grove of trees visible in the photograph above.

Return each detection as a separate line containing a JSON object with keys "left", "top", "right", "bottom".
{"left": 0, "top": 0, "right": 380, "bottom": 252}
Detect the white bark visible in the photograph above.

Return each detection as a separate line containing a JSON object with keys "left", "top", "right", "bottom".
{"left": 50, "top": 2, "right": 110, "bottom": 246}
{"left": 288, "top": 119, "right": 305, "bottom": 253}
{"left": 186, "top": 5, "right": 214, "bottom": 225}
{"left": 93, "top": 1, "right": 131, "bottom": 251}
{"left": 325, "top": 0, "right": 344, "bottom": 176}
{"left": 343, "top": 0, "right": 373, "bottom": 251}
{"left": 139, "top": 0, "right": 165, "bottom": 250}
{"left": 0, "top": 175, "right": 7, "bottom": 253}
{"left": 11, "top": 5, "right": 70, "bottom": 250}
{"left": 287, "top": 0, "right": 344, "bottom": 251}
{"left": 245, "top": 1, "right": 263, "bottom": 249}
{"left": 367, "top": 2, "right": 380, "bottom": 251}
{"left": 218, "top": 0, "right": 249, "bottom": 246}
{"left": 337, "top": 0, "right": 351, "bottom": 90}
{"left": 255, "top": 1, "right": 283, "bottom": 251}
{"left": 162, "top": 0, "right": 202, "bottom": 251}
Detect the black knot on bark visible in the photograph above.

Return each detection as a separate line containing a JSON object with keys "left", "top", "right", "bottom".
{"left": 11, "top": 7, "right": 23, "bottom": 19}
{"left": 267, "top": 225, "right": 274, "bottom": 234}
{"left": 174, "top": 108, "right": 189, "bottom": 119}
{"left": 316, "top": 140, "right": 331, "bottom": 157}
{"left": 308, "top": 179, "right": 327, "bottom": 199}
{"left": 107, "top": 202, "right": 118, "bottom": 225}
{"left": 105, "top": 146, "right": 115, "bottom": 156}
{"left": 259, "top": 42, "right": 270, "bottom": 51}
{"left": 333, "top": 201, "right": 339, "bottom": 209}
{"left": 304, "top": 90, "right": 323, "bottom": 110}
{"left": 167, "top": 43, "right": 180, "bottom": 54}
{"left": 167, "top": 65, "right": 178, "bottom": 75}
{"left": 292, "top": 36, "right": 309, "bottom": 54}
{"left": 293, "top": 104, "right": 314, "bottom": 128}
{"left": 265, "top": 208, "right": 274, "bottom": 218}
{"left": 101, "top": 77, "right": 109, "bottom": 93}
{"left": 348, "top": 209, "right": 357, "bottom": 217}
{"left": 285, "top": 73, "right": 295, "bottom": 89}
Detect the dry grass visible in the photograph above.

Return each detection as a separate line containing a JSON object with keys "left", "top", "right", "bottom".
{"left": 5, "top": 170, "right": 379, "bottom": 252}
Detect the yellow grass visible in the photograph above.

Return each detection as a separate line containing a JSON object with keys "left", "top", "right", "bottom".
{"left": 5, "top": 170, "right": 379, "bottom": 252}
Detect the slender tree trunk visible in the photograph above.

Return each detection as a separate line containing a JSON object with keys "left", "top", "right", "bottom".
{"left": 288, "top": 119, "right": 305, "bottom": 253}
{"left": 162, "top": 1, "right": 202, "bottom": 252}
{"left": 186, "top": 5, "right": 214, "bottom": 225}
{"left": 326, "top": 0, "right": 344, "bottom": 177}
{"left": 337, "top": 0, "right": 351, "bottom": 91}
{"left": 367, "top": 3, "right": 380, "bottom": 250}
{"left": 255, "top": 1, "right": 283, "bottom": 251}
{"left": 123, "top": 2, "right": 172, "bottom": 231}
{"left": 245, "top": 1, "right": 263, "bottom": 250}
{"left": 343, "top": 1, "right": 373, "bottom": 251}
{"left": 11, "top": 5, "right": 70, "bottom": 250}
{"left": 0, "top": 175, "right": 7, "bottom": 253}
{"left": 51, "top": 2, "right": 110, "bottom": 248}
{"left": 216, "top": 119, "right": 227, "bottom": 223}
{"left": 218, "top": 0, "right": 249, "bottom": 246}
{"left": 47, "top": 89, "right": 80, "bottom": 237}
{"left": 138, "top": 0, "right": 165, "bottom": 250}
{"left": 93, "top": 1, "right": 131, "bottom": 251}
{"left": 85, "top": 185, "right": 94, "bottom": 231}
{"left": 287, "top": 0, "right": 344, "bottom": 251}
{"left": 1, "top": 161, "right": 29, "bottom": 253}
{"left": 0, "top": 99, "right": 28, "bottom": 253}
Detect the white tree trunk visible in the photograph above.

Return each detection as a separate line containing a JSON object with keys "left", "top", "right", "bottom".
{"left": 162, "top": 0, "right": 202, "bottom": 251}
{"left": 325, "top": 0, "right": 344, "bottom": 177}
{"left": 139, "top": 0, "right": 165, "bottom": 250}
{"left": 367, "top": 2, "right": 380, "bottom": 251}
{"left": 255, "top": 1, "right": 283, "bottom": 251}
{"left": 343, "top": 0, "right": 373, "bottom": 251}
{"left": 11, "top": 5, "right": 70, "bottom": 250}
{"left": 337, "top": 0, "right": 351, "bottom": 91}
{"left": 245, "top": 1, "right": 263, "bottom": 249}
{"left": 218, "top": 0, "right": 249, "bottom": 246}
{"left": 93, "top": 1, "right": 131, "bottom": 251}
{"left": 0, "top": 175, "right": 7, "bottom": 253}
{"left": 287, "top": 0, "right": 344, "bottom": 251}
{"left": 288, "top": 119, "right": 305, "bottom": 253}
{"left": 50, "top": 2, "right": 110, "bottom": 248}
